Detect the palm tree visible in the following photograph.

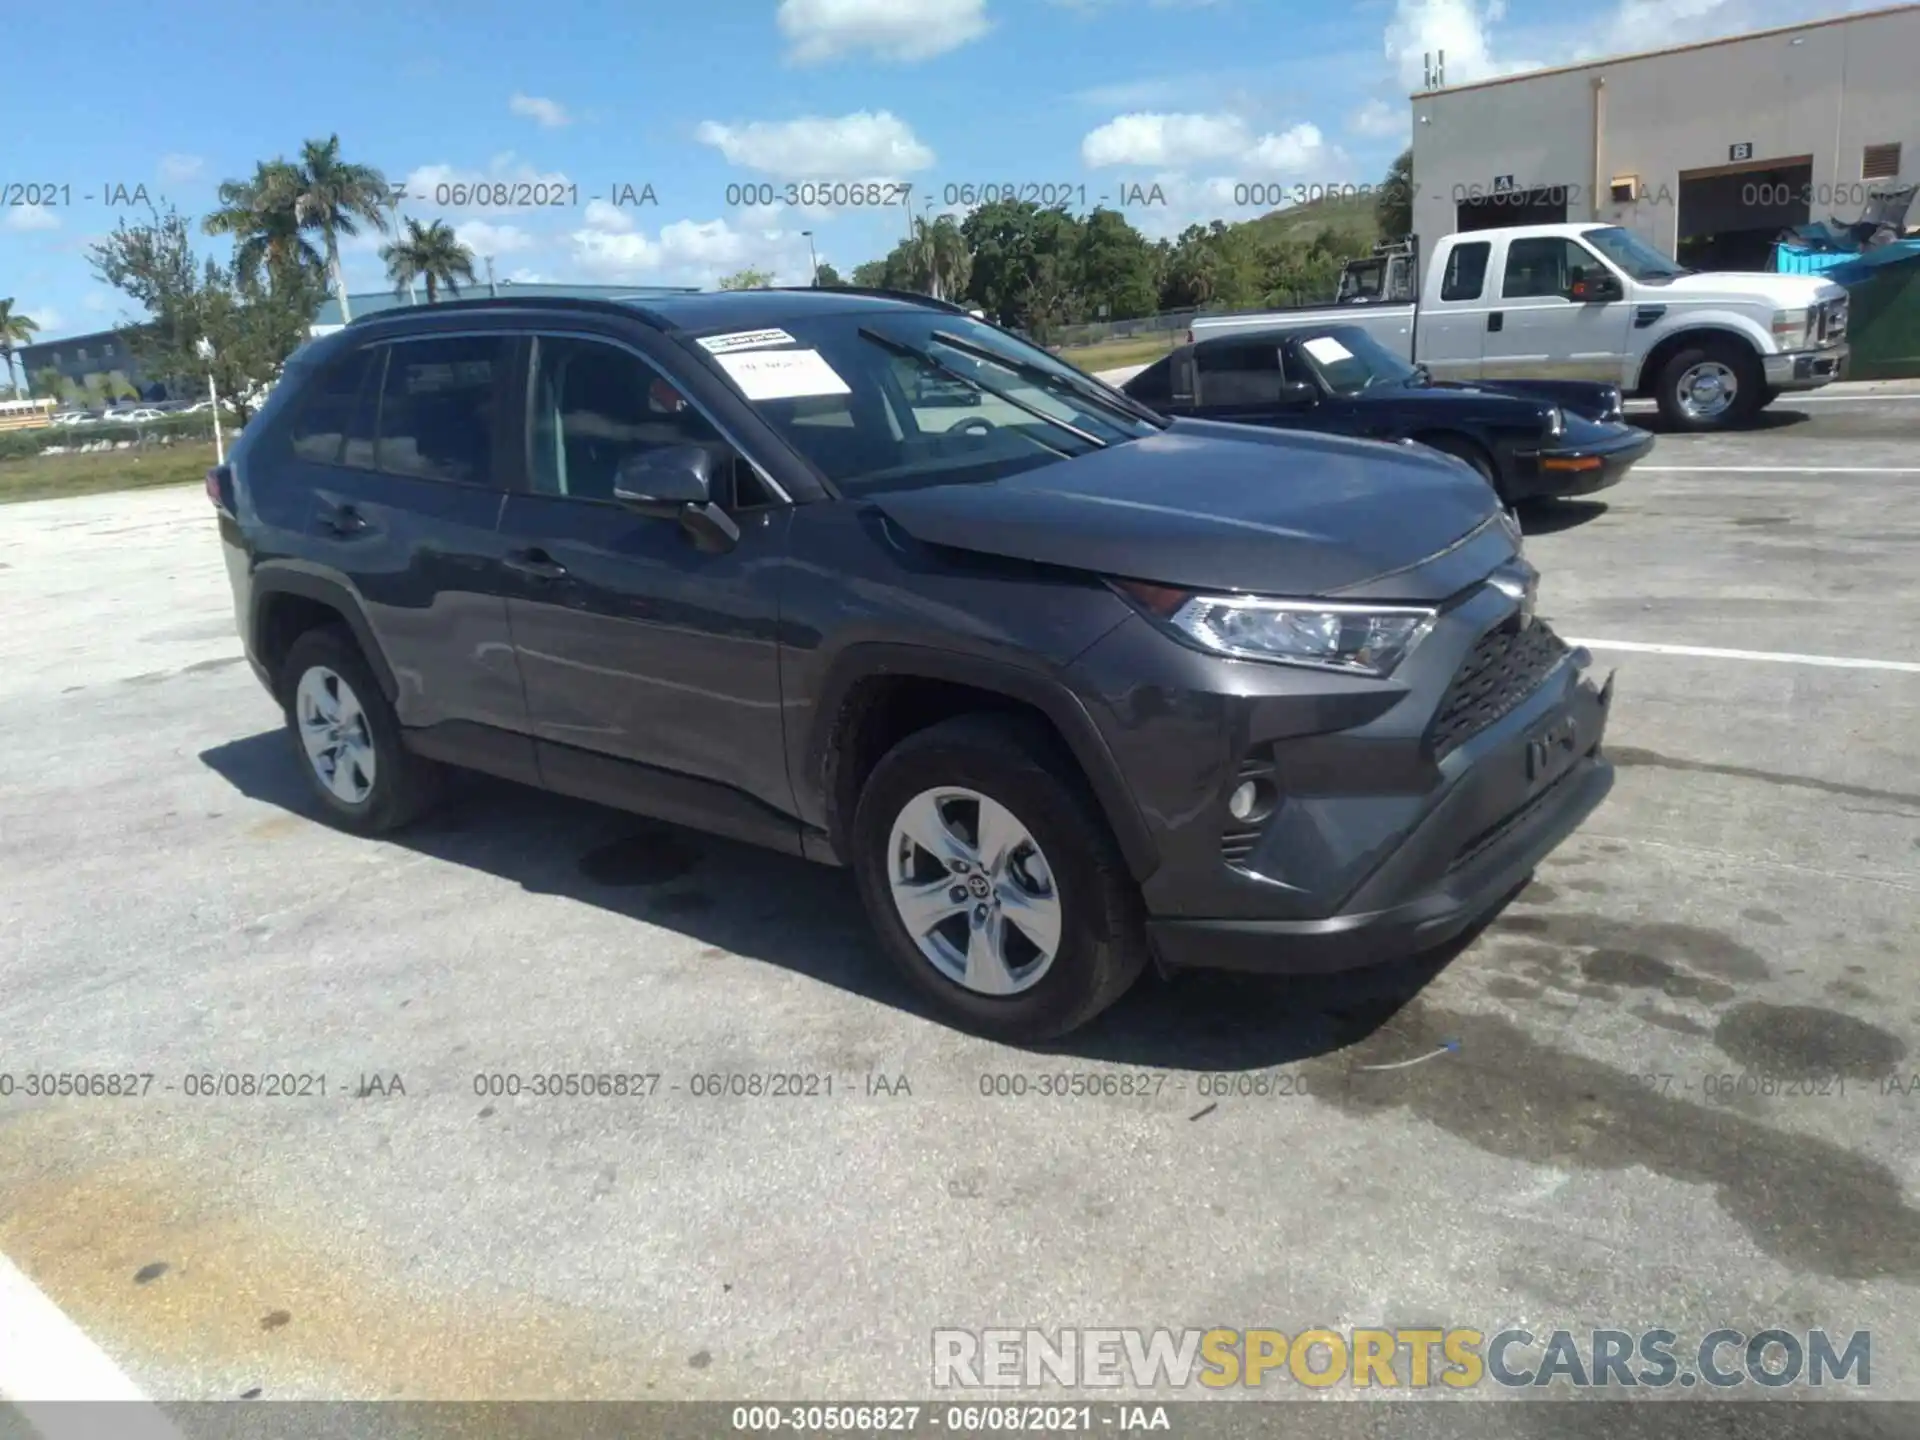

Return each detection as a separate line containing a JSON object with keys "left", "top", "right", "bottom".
{"left": 0, "top": 299, "right": 40, "bottom": 398}
{"left": 289, "top": 136, "right": 393, "bottom": 323}
{"left": 381, "top": 218, "right": 477, "bottom": 303}
{"left": 204, "top": 160, "right": 322, "bottom": 284}
{"left": 908, "top": 216, "right": 971, "bottom": 302}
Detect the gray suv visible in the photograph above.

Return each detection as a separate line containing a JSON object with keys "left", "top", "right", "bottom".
{"left": 210, "top": 287, "right": 1615, "bottom": 1040}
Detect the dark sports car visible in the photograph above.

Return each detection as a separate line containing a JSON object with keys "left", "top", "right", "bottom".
{"left": 1120, "top": 323, "right": 1655, "bottom": 504}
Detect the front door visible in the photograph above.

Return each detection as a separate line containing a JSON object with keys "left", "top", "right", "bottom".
{"left": 497, "top": 332, "right": 797, "bottom": 832}
{"left": 1481, "top": 235, "right": 1634, "bottom": 384}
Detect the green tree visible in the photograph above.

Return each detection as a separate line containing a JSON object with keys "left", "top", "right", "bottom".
{"left": 718, "top": 268, "right": 775, "bottom": 290}
{"left": 849, "top": 259, "right": 890, "bottom": 288}
{"left": 380, "top": 218, "right": 477, "bottom": 303}
{"left": 906, "top": 214, "right": 972, "bottom": 301}
{"left": 1376, "top": 147, "right": 1414, "bottom": 241}
{"left": 32, "top": 366, "right": 70, "bottom": 404}
{"left": 0, "top": 298, "right": 40, "bottom": 398}
{"left": 90, "top": 201, "right": 323, "bottom": 423}
{"left": 1073, "top": 208, "right": 1158, "bottom": 321}
{"left": 813, "top": 261, "right": 844, "bottom": 287}
{"left": 203, "top": 160, "right": 323, "bottom": 285}
{"left": 290, "top": 136, "right": 392, "bottom": 323}
{"left": 960, "top": 201, "right": 1085, "bottom": 337}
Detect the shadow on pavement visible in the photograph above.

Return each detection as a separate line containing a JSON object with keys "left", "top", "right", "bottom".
{"left": 1517, "top": 497, "right": 1609, "bottom": 534}
{"left": 201, "top": 729, "right": 1476, "bottom": 1069}
{"left": 1629, "top": 406, "right": 1811, "bottom": 436}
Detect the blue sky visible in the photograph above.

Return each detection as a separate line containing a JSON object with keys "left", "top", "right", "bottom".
{"left": 1, "top": 0, "right": 1885, "bottom": 343}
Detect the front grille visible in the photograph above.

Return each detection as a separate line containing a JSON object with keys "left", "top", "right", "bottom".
{"left": 1428, "top": 619, "right": 1570, "bottom": 759}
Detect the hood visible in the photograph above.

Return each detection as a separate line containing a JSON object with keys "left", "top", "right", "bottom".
{"left": 870, "top": 419, "right": 1509, "bottom": 601}
{"left": 1643, "top": 270, "right": 1844, "bottom": 307}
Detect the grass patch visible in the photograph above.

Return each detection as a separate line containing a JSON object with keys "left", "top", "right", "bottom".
{"left": 0, "top": 442, "right": 220, "bottom": 505}
{"left": 1056, "top": 333, "right": 1183, "bottom": 373}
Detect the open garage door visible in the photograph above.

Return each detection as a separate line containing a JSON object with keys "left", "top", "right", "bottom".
{"left": 1678, "top": 156, "right": 1812, "bottom": 271}
{"left": 1457, "top": 185, "right": 1570, "bottom": 233}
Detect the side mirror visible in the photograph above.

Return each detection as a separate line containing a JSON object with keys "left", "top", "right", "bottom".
{"left": 611, "top": 444, "right": 740, "bottom": 553}
{"left": 1274, "top": 380, "right": 1320, "bottom": 407}
{"left": 1568, "top": 273, "right": 1623, "bottom": 303}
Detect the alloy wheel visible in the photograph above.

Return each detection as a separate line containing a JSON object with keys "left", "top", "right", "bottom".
{"left": 295, "top": 665, "right": 377, "bottom": 805}
{"left": 885, "top": 787, "right": 1063, "bottom": 996}
{"left": 1676, "top": 360, "right": 1738, "bottom": 421}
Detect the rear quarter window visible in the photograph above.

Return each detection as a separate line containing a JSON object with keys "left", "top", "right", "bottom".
{"left": 284, "top": 349, "right": 376, "bottom": 465}
{"left": 1126, "top": 357, "right": 1173, "bottom": 404}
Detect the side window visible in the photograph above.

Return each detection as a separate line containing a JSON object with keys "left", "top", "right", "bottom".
{"left": 1196, "top": 342, "right": 1281, "bottom": 376}
{"left": 286, "top": 349, "right": 374, "bottom": 465}
{"left": 1126, "top": 357, "right": 1173, "bottom": 405}
{"left": 530, "top": 337, "right": 770, "bottom": 506}
{"left": 1502, "top": 238, "right": 1596, "bottom": 300}
{"left": 1196, "top": 341, "right": 1283, "bottom": 405}
{"left": 1440, "top": 242, "right": 1491, "bottom": 301}
{"left": 373, "top": 336, "right": 508, "bottom": 484}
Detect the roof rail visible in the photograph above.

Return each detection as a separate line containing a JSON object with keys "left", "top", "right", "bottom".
{"left": 342, "top": 294, "right": 659, "bottom": 327}
{"left": 768, "top": 285, "right": 973, "bottom": 315}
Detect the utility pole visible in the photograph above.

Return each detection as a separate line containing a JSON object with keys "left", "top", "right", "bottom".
{"left": 486, "top": 255, "right": 497, "bottom": 297}
{"left": 802, "top": 230, "right": 819, "bottom": 285}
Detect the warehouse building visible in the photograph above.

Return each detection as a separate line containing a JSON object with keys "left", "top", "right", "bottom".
{"left": 1409, "top": 3, "right": 1919, "bottom": 269}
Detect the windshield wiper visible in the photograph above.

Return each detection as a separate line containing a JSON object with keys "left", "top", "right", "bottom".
{"left": 928, "top": 329, "right": 1169, "bottom": 429}
{"left": 858, "top": 328, "right": 1104, "bottom": 451}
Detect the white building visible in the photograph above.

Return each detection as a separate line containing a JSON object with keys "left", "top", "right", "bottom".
{"left": 1410, "top": 3, "right": 1919, "bottom": 269}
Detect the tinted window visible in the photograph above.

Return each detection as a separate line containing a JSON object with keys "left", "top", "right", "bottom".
{"left": 530, "top": 337, "right": 735, "bottom": 503}
{"left": 373, "top": 336, "right": 508, "bottom": 485}
{"left": 1440, "top": 242, "right": 1491, "bottom": 301}
{"left": 1196, "top": 342, "right": 1281, "bottom": 375}
{"left": 286, "top": 350, "right": 374, "bottom": 465}
{"left": 1126, "top": 357, "right": 1173, "bottom": 404}
{"left": 1502, "top": 238, "right": 1600, "bottom": 299}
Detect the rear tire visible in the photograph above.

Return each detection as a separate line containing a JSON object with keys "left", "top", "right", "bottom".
{"left": 850, "top": 714, "right": 1149, "bottom": 1042}
{"left": 1654, "top": 340, "right": 1762, "bottom": 432}
{"left": 279, "top": 626, "right": 440, "bottom": 835}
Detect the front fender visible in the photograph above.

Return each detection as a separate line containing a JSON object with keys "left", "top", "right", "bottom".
{"left": 1631, "top": 314, "right": 1772, "bottom": 390}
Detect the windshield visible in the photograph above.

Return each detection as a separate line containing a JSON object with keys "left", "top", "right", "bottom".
{"left": 1289, "top": 326, "right": 1420, "bottom": 396}
{"left": 1583, "top": 226, "right": 1690, "bottom": 280}
{"left": 685, "top": 310, "right": 1162, "bottom": 495}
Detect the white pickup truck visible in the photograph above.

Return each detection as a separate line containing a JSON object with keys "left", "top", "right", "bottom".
{"left": 1189, "top": 224, "right": 1849, "bottom": 431}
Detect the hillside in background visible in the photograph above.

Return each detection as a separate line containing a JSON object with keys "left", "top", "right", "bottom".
{"left": 1237, "top": 190, "right": 1381, "bottom": 250}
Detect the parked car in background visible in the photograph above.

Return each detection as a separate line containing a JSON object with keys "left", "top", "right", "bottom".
{"left": 1188, "top": 225, "right": 1849, "bottom": 431}
{"left": 211, "top": 288, "right": 1613, "bottom": 1040}
{"left": 111, "top": 407, "right": 167, "bottom": 424}
{"left": 1123, "top": 323, "right": 1654, "bottom": 504}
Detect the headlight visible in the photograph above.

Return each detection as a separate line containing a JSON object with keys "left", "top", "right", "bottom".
{"left": 1772, "top": 308, "right": 1812, "bottom": 348}
{"left": 1600, "top": 386, "right": 1623, "bottom": 421}
{"left": 1116, "top": 583, "right": 1436, "bottom": 677}
{"left": 1544, "top": 406, "right": 1565, "bottom": 439}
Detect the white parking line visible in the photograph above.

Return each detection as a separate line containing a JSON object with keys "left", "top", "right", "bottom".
{"left": 1636, "top": 466, "right": 1920, "bottom": 473}
{"left": 1625, "top": 394, "right": 1920, "bottom": 406}
{"left": 0, "top": 1254, "right": 186, "bottom": 1437}
{"left": 1567, "top": 638, "right": 1920, "bottom": 673}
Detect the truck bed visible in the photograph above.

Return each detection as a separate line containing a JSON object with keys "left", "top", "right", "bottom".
{"left": 1189, "top": 300, "right": 1416, "bottom": 353}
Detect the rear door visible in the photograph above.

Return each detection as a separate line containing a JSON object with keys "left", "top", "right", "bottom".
{"left": 1481, "top": 235, "right": 1635, "bottom": 382}
{"left": 495, "top": 328, "right": 797, "bottom": 833}
{"left": 289, "top": 332, "right": 534, "bottom": 763}
{"left": 1415, "top": 237, "right": 1494, "bottom": 381}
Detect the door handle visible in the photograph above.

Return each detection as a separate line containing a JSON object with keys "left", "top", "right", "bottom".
{"left": 1487, "top": 312, "right": 1505, "bottom": 333}
{"left": 318, "top": 502, "right": 367, "bottom": 536}
{"left": 504, "top": 548, "right": 569, "bottom": 582}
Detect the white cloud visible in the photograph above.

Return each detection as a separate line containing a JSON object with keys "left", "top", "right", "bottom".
{"left": 1607, "top": 0, "right": 1731, "bottom": 53}
{"left": 778, "top": 0, "right": 989, "bottom": 63}
{"left": 1081, "top": 112, "right": 1335, "bottom": 178}
{"left": 3, "top": 205, "right": 60, "bottom": 232}
{"left": 1385, "top": 0, "right": 1534, "bottom": 91}
{"left": 568, "top": 215, "right": 812, "bottom": 288}
{"left": 30, "top": 306, "right": 64, "bottom": 334}
{"left": 582, "top": 199, "right": 634, "bottom": 233}
{"left": 81, "top": 292, "right": 114, "bottom": 314}
{"left": 695, "top": 112, "right": 934, "bottom": 178}
{"left": 1348, "top": 99, "right": 1410, "bottom": 141}
{"left": 157, "top": 153, "right": 204, "bottom": 184}
{"left": 454, "top": 220, "right": 536, "bottom": 255}
{"left": 509, "top": 93, "right": 572, "bottom": 128}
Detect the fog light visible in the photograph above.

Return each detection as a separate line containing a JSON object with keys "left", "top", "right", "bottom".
{"left": 1229, "top": 781, "right": 1260, "bottom": 822}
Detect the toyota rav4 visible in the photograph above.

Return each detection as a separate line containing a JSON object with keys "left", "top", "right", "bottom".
{"left": 211, "top": 288, "right": 1615, "bottom": 1040}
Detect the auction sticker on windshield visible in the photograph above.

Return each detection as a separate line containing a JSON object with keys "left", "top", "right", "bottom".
{"left": 1302, "top": 335, "right": 1355, "bottom": 364}
{"left": 698, "top": 328, "right": 798, "bottom": 354}
{"left": 715, "top": 348, "right": 853, "bottom": 401}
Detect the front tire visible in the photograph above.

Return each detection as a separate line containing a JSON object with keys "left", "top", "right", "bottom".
{"left": 1655, "top": 340, "right": 1762, "bottom": 431}
{"left": 280, "top": 626, "right": 439, "bottom": 835}
{"left": 850, "top": 715, "right": 1149, "bottom": 1042}
{"left": 1417, "top": 433, "right": 1503, "bottom": 501}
